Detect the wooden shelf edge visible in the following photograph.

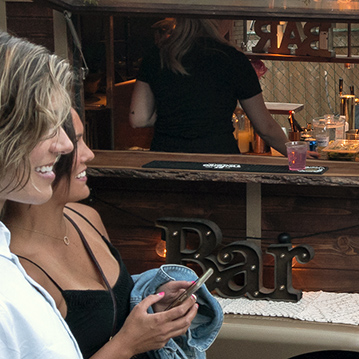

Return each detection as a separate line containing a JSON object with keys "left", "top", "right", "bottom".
{"left": 246, "top": 52, "right": 359, "bottom": 64}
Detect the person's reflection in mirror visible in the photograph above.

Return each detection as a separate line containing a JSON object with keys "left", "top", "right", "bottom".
{"left": 130, "top": 18, "right": 288, "bottom": 155}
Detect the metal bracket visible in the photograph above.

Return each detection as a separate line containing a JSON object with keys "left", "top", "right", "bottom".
{"left": 63, "top": 10, "right": 89, "bottom": 80}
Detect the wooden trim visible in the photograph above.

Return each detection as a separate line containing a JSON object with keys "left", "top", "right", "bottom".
{"left": 246, "top": 183, "right": 262, "bottom": 247}
{"left": 0, "top": 0, "right": 6, "bottom": 30}
{"left": 53, "top": 10, "right": 68, "bottom": 58}
{"left": 105, "top": 15, "right": 114, "bottom": 149}
{"left": 88, "top": 150, "right": 359, "bottom": 187}
{"left": 246, "top": 52, "right": 359, "bottom": 64}
{"left": 34, "top": 0, "right": 359, "bottom": 23}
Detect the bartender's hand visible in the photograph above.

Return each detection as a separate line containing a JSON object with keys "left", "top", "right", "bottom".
{"left": 307, "top": 151, "right": 320, "bottom": 159}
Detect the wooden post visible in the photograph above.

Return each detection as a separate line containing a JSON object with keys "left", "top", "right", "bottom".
{"left": 246, "top": 182, "right": 262, "bottom": 248}
{"left": 105, "top": 15, "right": 115, "bottom": 149}
{"left": 0, "top": 0, "right": 7, "bottom": 31}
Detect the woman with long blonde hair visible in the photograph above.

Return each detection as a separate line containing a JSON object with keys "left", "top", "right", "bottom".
{"left": 0, "top": 30, "right": 82, "bottom": 358}
{"left": 130, "top": 18, "right": 288, "bottom": 155}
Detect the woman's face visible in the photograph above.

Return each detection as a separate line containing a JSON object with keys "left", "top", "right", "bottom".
{"left": 0, "top": 127, "right": 74, "bottom": 207}
{"left": 55, "top": 109, "right": 94, "bottom": 203}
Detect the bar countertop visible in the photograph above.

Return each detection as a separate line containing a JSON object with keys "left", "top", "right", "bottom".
{"left": 88, "top": 150, "right": 359, "bottom": 187}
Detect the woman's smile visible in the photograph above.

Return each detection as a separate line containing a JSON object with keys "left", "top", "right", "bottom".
{"left": 35, "top": 162, "right": 57, "bottom": 180}
{"left": 75, "top": 170, "right": 87, "bottom": 181}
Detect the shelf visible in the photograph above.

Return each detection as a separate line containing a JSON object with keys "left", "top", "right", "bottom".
{"left": 37, "top": 0, "right": 359, "bottom": 23}
{"left": 246, "top": 53, "right": 359, "bottom": 64}
{"left": 265, "top": 102, "right": 304, "bottom": 115}
{"left": 84, "top": 93, "right": 107, "bottom": 110}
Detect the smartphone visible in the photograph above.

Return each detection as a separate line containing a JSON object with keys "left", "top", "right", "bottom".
{"left": 165, "top": 268, "right": 214, "bottom": 310}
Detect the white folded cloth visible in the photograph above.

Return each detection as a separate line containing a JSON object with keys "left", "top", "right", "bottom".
{"left": 216, "top": 291, "right": 359, "bottom": 325}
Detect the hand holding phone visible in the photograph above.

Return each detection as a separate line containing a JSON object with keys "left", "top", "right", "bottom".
{"left": 165, "top": 268, "right": 214, "bottom": 310}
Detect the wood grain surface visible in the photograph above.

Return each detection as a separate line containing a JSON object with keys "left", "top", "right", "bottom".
{"left": 86, "top": 152, "right": 359, "bottom": 293}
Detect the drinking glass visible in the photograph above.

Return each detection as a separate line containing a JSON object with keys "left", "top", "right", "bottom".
{"left": 285, "top": 141, "right": 307, "bottom": 171}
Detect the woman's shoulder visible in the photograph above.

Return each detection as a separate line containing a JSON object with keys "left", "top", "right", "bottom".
{"left": 65, "top": 202, "right": 109, "bottom": 239}
{"left": 65, "top": 203, "right": 103, "bottom": 227}
{"left": 200, "top": 38, "right": 248, "bottom": 59}
{"left": 217, "top": 41, "right": 248, "bottom": 59}
{"left": 137, "top": 45, "right": 160, "bottom": 80}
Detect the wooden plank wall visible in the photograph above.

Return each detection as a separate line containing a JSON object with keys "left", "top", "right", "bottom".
{"left": 6, "top": 2, "right": 54, "bottom": 52}
{"left": 261, "top": 184, "right": 359, "bottom": 292}
{"left": 86, "top": 175, "right": 359, "bottom": 294}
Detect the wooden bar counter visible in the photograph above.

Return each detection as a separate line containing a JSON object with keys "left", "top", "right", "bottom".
{"left": 88, "top": 150, "right": 359, "bottom": 186}
{"left": 87, "top": 150, "right": 359, "bottom": 293}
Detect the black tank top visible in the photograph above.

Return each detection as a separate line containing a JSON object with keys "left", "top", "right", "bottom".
{"left": 17, "top": 207, "right": 142, "bottom": 359}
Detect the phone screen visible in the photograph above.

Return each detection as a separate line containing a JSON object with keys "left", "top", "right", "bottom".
{"left": 165, "top": 268, "right": 214, "bottom": 310}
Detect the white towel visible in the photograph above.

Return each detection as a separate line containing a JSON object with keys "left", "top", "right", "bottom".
{"left": 216, "top": 291, "right": 359, "bottom": 325}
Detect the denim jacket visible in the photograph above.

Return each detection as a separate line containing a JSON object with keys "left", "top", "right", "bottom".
{"left": 131, "top": 264, "right": 223, "bottom": 359}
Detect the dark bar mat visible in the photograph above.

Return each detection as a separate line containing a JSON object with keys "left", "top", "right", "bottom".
{"left": 143, "top": 160, "right": 329, "bottom": 174}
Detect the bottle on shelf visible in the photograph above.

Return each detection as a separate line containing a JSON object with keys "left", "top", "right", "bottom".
{"left": 233, "top": 107, "right": 252, "bottom": 153}
{"left": 339, "top": 77, "right": 343, "bottom": 96}
{"left": 339, "top": 79, "right": 356, "bottom": 130}
{"left": 287, "top": 111, "right": 303, "bottom": 140}
{"left": 339, "top": 78, "right": 344, "bottom": 115}
{"left": 314, "top": 119, "right": 330, "bottom": 153}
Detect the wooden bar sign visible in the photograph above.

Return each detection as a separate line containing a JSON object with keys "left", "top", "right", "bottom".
{"left": 252, "top": 20, "right": 335, "bottom": 57}
{"left": 156, "top": 217, "right": 314, "bottom": 302}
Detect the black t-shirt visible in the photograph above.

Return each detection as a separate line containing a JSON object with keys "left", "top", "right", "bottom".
{"left": 137, "top": 37, "right": 262, "bottom": 154}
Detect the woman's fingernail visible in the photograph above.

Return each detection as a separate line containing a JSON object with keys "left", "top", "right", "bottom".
{"left": 192, "top": 294, "right": 197, "bottom": 301}
{"left": 157, "top": 292, "right": 165, "bottom": 296}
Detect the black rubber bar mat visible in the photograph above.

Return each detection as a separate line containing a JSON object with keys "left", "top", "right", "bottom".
{"left": 142, "top": 160, "right": 328, "bottom": 175}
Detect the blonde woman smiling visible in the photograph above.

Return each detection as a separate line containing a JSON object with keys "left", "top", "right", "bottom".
{"left": 0, "top": 31, "right": 82, "bottom": 358}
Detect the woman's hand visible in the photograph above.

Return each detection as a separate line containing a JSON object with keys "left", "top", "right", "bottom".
{"left": 106, "top": 292, "right": 198, "bottom": 358}
{"left": 153, "top": 280, "right": 195, "bottom": 313}
{"left": 307, "top": 150, "right": 320, "bottom": 159}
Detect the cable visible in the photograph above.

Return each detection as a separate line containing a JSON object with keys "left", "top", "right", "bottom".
{"left": 89, "top": 192, "right": 154, "bottom": 225}
{"left": 291, "top": 223, "right": 359, "bottom": 240}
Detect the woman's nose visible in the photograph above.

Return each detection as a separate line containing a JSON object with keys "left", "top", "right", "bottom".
{"left": 79, "top": 141, "right": 95, "bottom": 164}
{"left": 52, "top": 127, "right": 74, "bottom": 155}
{"left": 85, "top": 145, "right": 95, "bottom": 163}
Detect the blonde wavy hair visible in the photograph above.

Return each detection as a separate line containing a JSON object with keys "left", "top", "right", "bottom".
{"left": 158, "top": 18, "right": 230, "bottom": 75}
{"left": 0, "top": 31, "right": 73, "bottom": 192}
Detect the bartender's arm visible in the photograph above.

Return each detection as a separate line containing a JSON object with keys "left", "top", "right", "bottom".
{"left": 241, "top": 94, "right": 319, "bottom": 159}
{"left": 129, "top": 80, "right": 157, "bottom": 128}
{"left": 240, "top": 93, "right": 288, "bottom": 156}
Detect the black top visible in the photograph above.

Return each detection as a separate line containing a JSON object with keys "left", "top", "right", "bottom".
{"left": 63, "top": 239, "right": 133, "bottom": 358}
{"left": 137, "top": 37, "right": 262, "bottom": 154}
{"left": 17, "top": 208, "right": 143, "bottom": 359}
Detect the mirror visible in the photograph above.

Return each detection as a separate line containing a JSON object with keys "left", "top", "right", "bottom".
{"left": 78, "top": 14, "right": 359, "bottom": 153}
